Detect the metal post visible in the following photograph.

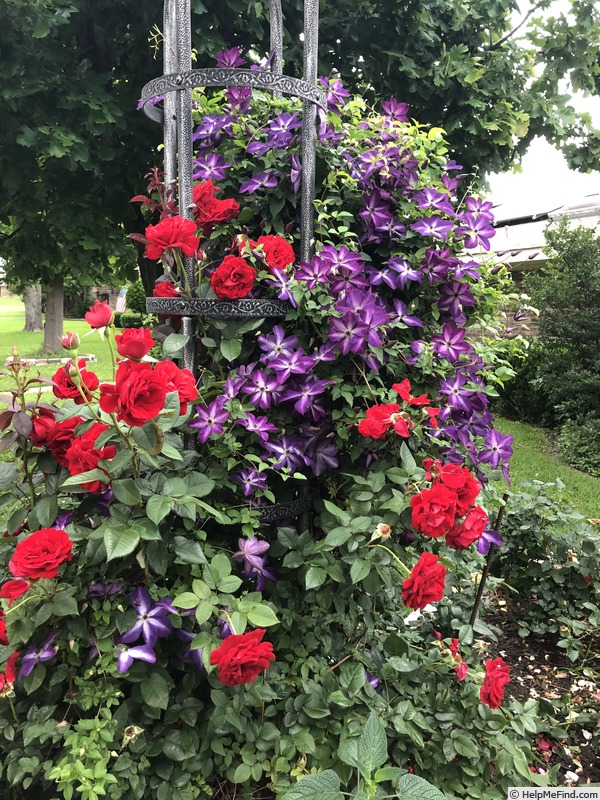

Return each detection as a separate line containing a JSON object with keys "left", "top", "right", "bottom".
{"left": 269, "top": 0, "right": 284, "bottom": 97}
{"left": 300, "top": 0, "right": 319, "bottom": 263}
{"left": 163, "top": 0, "right": 177, "bottom": 189}
{"left": 469, "top": 493, "right": 510, "bottom": 627}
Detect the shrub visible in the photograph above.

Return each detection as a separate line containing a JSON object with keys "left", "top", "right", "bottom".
{"left": 558, "top": 415, "right": 600, "bottom": 477}
{"left": 125, "top": 279, "right": 147, "bottom": 314}
{"left": 490, "top": 481, "right": 600, "bottom": 661}
{"left": 112, "top": 311, "right": 124, "bottom": 328}
{"left": 120, "top": 311, "right": 143, "bottom": 328}
{"left": 494, "top": 340, "right": 555, "bottom": 426}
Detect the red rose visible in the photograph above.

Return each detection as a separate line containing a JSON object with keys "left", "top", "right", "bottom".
{"left": 0, "top": 579, "right": 30, "bottom": 606}
{"left": 392, "top": 379, "right": 430, "bottom": 406}
{"left": 0, "top": 612, "right": 8, "bottom": 646}
{"left": 65, "top": 422, "right": 116, "bottom": 493}
{"left": 210, "top": 255, "right": 257, "bottom": 300}
{"left": 153, "top": 361, "right": 197, "bottom": 415}
{"left": 115, "top": 328, "right": 155, "bottom": 360}
{"left": 52, "top": 360, "right": 99, "bottom": 405}
{"left": 193, "top": 181, "right": 240, "bottom": 236}
{"left": 2, "top": 652, "right": 19, "bottom": 687}
{"left": 436, "top": 464, "right": 480, "bottom": 515}
{"left": 480, "top": 657, "right": 510, "bottom": 709}
{"left": 402, "top": 552, "right": 446, "bottom": 610}
{"left": 251, "top": 235, "right": 295, "bottom": 272}
{"left": 357, "top": 403, "right": 400, "bottom": 439}
{"left": 209, "top": 628, "right": 275, "bottom": 686}
{"left": 410, "top": 484, "right": 457, "bottom": 538}
{"left": 9, "top": 528, "right": 74, "bottom": 580}
{"left": 446, "top": 506, "right": 489, "bottom": 549}
{"left": 145, "top": 215, "right": 199, "bottom": 260}
{"left": 85, "top": 300, "right": 114, "bottom": 329}
{"left": 153, "top": 281, "right": 180, "bottom": 298}
{"left": 30, "top": 408, "right": 57, "bottom": 447}
{"left": 100, "top": 361, "right": 166, "bottom": 427}
{"left": 48, "top": 416, "right": 84, "bottom": 466}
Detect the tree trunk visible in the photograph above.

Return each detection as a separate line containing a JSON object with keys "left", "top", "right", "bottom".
{"left": 22, "top": 283, "right": 43, "bottom": 332}
{"left": 42, "top": 275, "right": 64, "bottom": 354}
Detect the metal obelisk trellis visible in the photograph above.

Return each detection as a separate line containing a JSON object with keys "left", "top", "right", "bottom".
{"left": 141, "top": 0, "right": 325, "bottom": 375}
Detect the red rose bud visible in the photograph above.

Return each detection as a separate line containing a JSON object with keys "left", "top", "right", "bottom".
{"left": 402, "top": 552, "right": 446, "bottom": 610}
{"left": 480, "top": 657, "right": 510, "bottom": 709}
{"left": 115, "top": 328, "right": 155, "bottom": 360}
{"left": 52, "top": 360, "right": 99, "bottom": 404}
{"left": 64, "top": 360, "right": 79, "bottom": 379}
{"left": 60, "top": 331, "right": 80, "bottom": 351}
{"left": 85, "top": 300, "right": 114, "bottom": 329}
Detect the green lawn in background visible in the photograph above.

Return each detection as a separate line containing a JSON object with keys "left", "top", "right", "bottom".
{"left": 0, "top": 296, "right": 114, "bottom": 392}
{"left": 495, "top": 416, "right": 600, "bottom": 520}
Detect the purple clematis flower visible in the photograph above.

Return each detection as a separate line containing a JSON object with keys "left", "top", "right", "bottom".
{"left": 214, "top": 47, "right": 246, "bottom": 68}
{"left": 192, "top": 152, "right": 230, "bottom": 181}
{"left": 328, "top": 314, "right": 370, "bottom": 356}
{"left": 439, "top": 372, "right": 475, "bottom": 413}
{"left": 270, "top": 349, "right": 315, "bottom": 383}
{"left": 232, "top": 537, "right": 277, "bottom": 590}
{"left": 226, "top": 86, "right": 252, "bottom": 113}
{"left": 413, "top": 188, "right": 455, "bottom": 216}
{"left": 478, "top": 429, "right": 513, "bottom": 474}
{"left": 290, "top": 153, "right": 301, "bottom": 194}
{"left": 120, "top": 587, "right": 173, "bottom": 646}
{"left": 410, "top": 215, "right": 455, "bottom": 241}
{"left": 465, "top": 196, "right": 494, "bottom": 221}
{"left": 455, "top": 212, "right": 496, "bottom": 250}
{"left": 265, "top": 269, "right": 298, "bottom": 307}
{"left": 477, "top": 528, "right": 502, "bottom": 555}
{"left": 386, "top": 257, "right": 423, "bottom": 290}
{"left": 431, "top": 323, "right": 472, "bottom": 362}
{"left": 438, "top": 281, "right": 476, "bottom": 322}
{"left": 280, "top": 377, "right": 333, "bottom": 416}
{"left": 381, "top": 98, "right": 409, "bottom": 121}
{"left": 176, "top": 628, "right": 204, "bottom": 669}
{"left": 19, "top": 633, "right": 58, "bottom": 678}
{"left": 262, "top": 436, "right": 312, "bottom": 473}
{"left": 189, "top": 399, "right": 229, "bottom": 443}
{"left": 295, "top": 256, "right": 331, "bottom": 288}
{"left": 88, "top": 581, "right": 126, "bottom": 599}
{"left": 258, "top": 326, "right": 298, "bottom": 363}
{"left": 241, "top": 370, "right": 283, "bottom": 410}
{"left": 232, "top": 468, "right": 268, "bottom": 497}
{"left": 319, "top": 76, "right": 351, "bottom": 113}
{"left": 236, "top": 413, "right": 277, "bottom": 441}
{"left": 117, "top": 642, "right": 157, "bottom": 674}
{"left": 239, "top": 171, "right": 278, "bottom": 194}
{"left": 389, "top": 299, "right": 423, "bottom": 328}
{"left": 366, "top": 670, "right": 380, "bottom": 688}
{"left": 53, "top": 511, "right": 74, "bottom": 530}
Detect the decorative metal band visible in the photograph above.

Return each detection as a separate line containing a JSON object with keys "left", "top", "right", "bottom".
{"left": 141, "top": 69, "right": 327, "bottom": 122}
{"left": 258, "top": 492, "right": 313, "bottom": 523}
{"left": 146, "top": 297, "right": 288, "bottom": 318}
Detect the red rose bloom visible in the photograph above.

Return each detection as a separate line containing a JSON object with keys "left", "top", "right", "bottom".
{"left": 30, "top": 408, "right": 57, "bottom": 447}
{"left": 209, "top": 628, "right": 275, "bottom": 686}
{"left": 0, "top": 579, "right": 30, "bottom": 606}
{"left": 210, "top": 255, "right": 257, "bottom": 300}
{"left": 153, "top": 361, "right": 197, "bottom": 415}
{"left": 48, "top": 416, "right": 84, "bottom": 467}
{"left": 410, "top": 484, "right": 458, "bottom": 538}
{"left": 192, "top": 181, "right": 240, "bottom": 236}
{"left": 392, "top": 379, "right": 430, "bottom": 406}
{"left": 65, "top": 422, "right": 116, "bottom": 493}
{"left": 115, "top": 328, "right": 155, "bottom": 360}
{"left": 480, "top": 657, "right": 510, "bottom": 709}
{"left": 251, "top": 235, "right": 295, "bottom": 272}
{"left": 357, "top": 403, "right": 400, "bottom": 439}
{"left": 153, "top": 281, "right": 180, "bottom": 298}
{"left": 85, "top": 300, "right": 114, "bottom": 329}
{"left": 1, "top": 652, "right": 19, "bottom": 688}
{"left": 9, "top": 528, "right": 74, "bottom": 580}
{"left": 145, "top": 215, "right": 199, "bottom": 260}
{"left": 0, "top": 612, "right": 8, "bottom": 646}
{"left": 402, "top": 552, "right": 446, "bottom": 610}
{"left": 446, "top": 506, "right": 489, "bottom": 549}
{"left": 100, "top": 361, "right": 167, "bottom": 427}
{"left": 52, "top": 360, "right": 99, "bottom": 405}
{"left": 454, "top": 472, "right": 481, "bottom": 516}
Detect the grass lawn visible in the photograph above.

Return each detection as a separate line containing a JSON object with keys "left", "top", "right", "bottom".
{"left": 495, "top": 415, "right": 600, "bottom": 521}
{"left": 0, "top": 296, "right": 114, "bottom": 392}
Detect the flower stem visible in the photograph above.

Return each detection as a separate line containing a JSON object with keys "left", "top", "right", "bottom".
{"left": 368, "top": 543, "right": 411, "bottom": 576}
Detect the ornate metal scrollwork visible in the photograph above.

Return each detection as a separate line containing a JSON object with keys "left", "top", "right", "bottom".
{"left": 146, "top": 297, "right": 288, "bottom": 319}
{"left": 258, "top": 491, "right": 313, "bottom": 523}
{"left": 141, "top": 68, "right": 327, "bottom": 123}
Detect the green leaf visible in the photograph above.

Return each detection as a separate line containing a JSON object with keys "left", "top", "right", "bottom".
{"left": 104, "top": 527, "right": 140, "bottom": 561}
{"left": 184, "top": 473, "right": 215, "bottom": 498}
{"left": 322, "top": 499, "right": 351, "bottom": 526}
{"left": 218, "top": 575, "right": 243, "bottom": 593}
{"left": 399, "top": 442, "right": 417, "bottom": 472}
{"left": 350, "top": 558, "right": 371, "bottom": 584}
{"left": 131, "top": 424, "right": 162, "bottom": 454}
{"left": 220, "top": 337, "right": 242, "bottom": 362}
{"left": 61, "top": 469, "right": 109, "bottom": 488}
{"left": 233, "top": 763, "right": 252, "bottom": 784}
{"left": 322, "top": 527, "right": 352, "bottom": 548}
{"left": 305, "top": 566, "right": 327, "bottom": 590}
{"left": 172, "top": 536, "right": 207, "bottom": 564}
{"left": 387, "top": 656, "right": 419, "bottom": 673}
{"left": 173, "top": 592, "right": 199, "bottom": 609}
{"left": 32, "top": 494, "right": 58, "bottom": 528}
{"left": 22, "top": 664, "right": 46, "bottom": 694}
{"left": 111, "top": 479, "right": 142, "bottom": 506}
{"left": 140, "top": 672, "right": 170, "bottom": 709}
{"left": 394, "top": 774, "right": 447, "bottom": 800}
{"left": 280, "top": 770, "right": 342, "bottom": 800}
{"left": 338, "top": 735, "right": 360, "bottom": 767}
{"left": 162, "top": 333, "right": 190, "bottom": 358}
{"left": 195, "top": 600, "right": 213, "bottom": 625}
{"left": 146, "top": 495, "right": 173, "bottom": 525}
{"left": 356, "top": 711, "right": 388, "bottom": 773}
{"left": 0, "top": 462, "right": 19, "bottom": 491}
{"left": 247, "top": 605, "right": 279, "bottom": 627}
{"left": 452, "top": 733, "right": 479, "bottom": 760}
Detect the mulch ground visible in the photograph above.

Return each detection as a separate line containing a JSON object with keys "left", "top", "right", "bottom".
{"left": 484, "top": 607, "right": 600, "bottom": 785}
